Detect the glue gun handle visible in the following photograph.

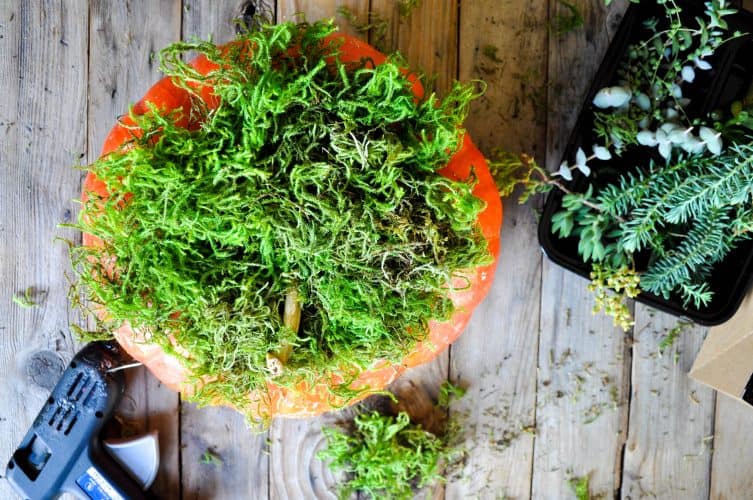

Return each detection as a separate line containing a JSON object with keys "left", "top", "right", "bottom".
{"left": 65, "top": 441, "right": 146, "bottom": 500}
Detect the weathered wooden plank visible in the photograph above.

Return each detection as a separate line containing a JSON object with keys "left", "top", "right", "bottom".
{"left": 180, "top": 403, "right": 270, "bottom": 500}
{"left": 621, "top": 311, "right": 715, "bottom": 499}
{"left": 178, "top": 2, "right": 271, "bottom": 499}
{"left": 710, "top": 7, "right": 753, "bottom": 489}
{"left": 0, "top": 1, "right": 88, "bottom": 499}
{"left": 535, "top": 272, "right": 631, "bottom": 499}
{"left": 445, "top": 1, "right": 548, "bottom": 498}
{"left": 535, "top": 1, "right": 631, "bottom": 498}
{"left": 183, "top": 0, "right": 276, "bottom": 43}
{"left": 545, "top": 0, "right": 630, "bottom": 170}
{"left": 87, "top": 2, "right": 182, "bottom": 498}
{"left": 370, "top": 0, "right": 457, "bottom": 94}
{"left": 270, "top": 412, "right": 347, "bottom": 500}
{"left": 709, "top": 394, "right": 753, "bottom": 499}
{"left": 457, "top": 0, "right": 549, "bottom": 157}
{"left": 278, "top": 0, "right": 368, "bottom": 38}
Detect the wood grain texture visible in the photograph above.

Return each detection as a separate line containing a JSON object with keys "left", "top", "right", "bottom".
{"left": 370, "top": 0, "right": 457, "bottom": 94}
{"left": 545, "top": 0, "right": 629, "bottom": 171}
{"left": 183, "top": 0, "right": 276, "bottom": 44}
{"left": 181, "top": 403, "right": 270, "bottom": 499}
{"left": 87, "top": 2, "right": 182, "bottom": 497}
{"left": 621, "top": 310, "right": 715, "bottom": 499}
{"left": 270, "top": 413, "right": 345, "bottom": 500}
{"left": 277, "top": 0, "right": 368, "bottom": 38}
{"left": 709, "top": 394, "right": 753, "bottom": 499}
{"left": 0, "top": 1, "right": 88, "bottom": 498}
{"left": 457, "top": 0, "right": 549, "bottom": 157}
{"left": 179, "top": 2, "right": 271, "bottom": 499}
{"left": 445, "top": 0, "right": 548, "bottom": 498}
{"left": 535, "top": 1, "right": 631, "bottom": 498}
{"left": 535, "top": 272, "right": 631, "bottom": 499}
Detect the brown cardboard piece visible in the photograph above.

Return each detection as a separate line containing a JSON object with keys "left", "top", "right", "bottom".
{"left": 689, "top": 292, "right": 753, "bottom": 403}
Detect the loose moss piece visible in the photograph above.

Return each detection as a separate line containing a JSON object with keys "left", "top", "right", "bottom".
{"left": 658, "top": 321, "right": 691, "bottom": 357}
{"left": 569, "top": 475, "right": 592, "bottom": 500}
{"left": 13, "top": 287, "right": 44, "bottom": 309}
{"left": 550, "top": 0, "right": 585, "bottom": 37}
{"left": 200, "top": 449, "right": 223, "bottom": 466}
{"left": 481, "top": 44, "right": 504, "bottom": 64}
{"left": 438, "top": 380, "right": 466, "bottom": 408}
{"left": 72, "top": 20, "right": 489, "bottom": 421}
{"left": 320, "top": 382, "right": 466, "bottom": 498}
{"left": 397, "top": 0, "right": 420, "bottom": 18}
{"left": 319, "top": 411, "right": 450, "bottom": 500}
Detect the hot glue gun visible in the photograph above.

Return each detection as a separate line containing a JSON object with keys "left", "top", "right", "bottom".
{"left": 5, "top": 341, "right": 160, "bottom": 500}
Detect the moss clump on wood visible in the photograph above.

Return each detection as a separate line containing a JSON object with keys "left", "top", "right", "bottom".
{"left": 318, "top": 381, "right": 465, "bottom": 499}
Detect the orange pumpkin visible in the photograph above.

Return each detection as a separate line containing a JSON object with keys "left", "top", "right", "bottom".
{"left": 82, "top": 34, "right": 502, "bottom": 419}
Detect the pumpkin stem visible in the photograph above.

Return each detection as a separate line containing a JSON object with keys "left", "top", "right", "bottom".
{"left": 278, "top": 288, "right": 301, "bottom": 364}
{"left": 283, "top": 288, "right": 302, "bottom": 334}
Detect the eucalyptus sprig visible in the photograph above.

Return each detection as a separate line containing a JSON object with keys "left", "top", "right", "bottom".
{"left": 494, "top": 0, "right": 752, "bottom": 329}
{"left": 591, "top": 0, "right": 741, "bottom": 160}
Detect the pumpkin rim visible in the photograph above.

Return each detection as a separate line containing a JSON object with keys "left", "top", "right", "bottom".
{"left": 81, "top": 31, "right": 503, "bottom": 419}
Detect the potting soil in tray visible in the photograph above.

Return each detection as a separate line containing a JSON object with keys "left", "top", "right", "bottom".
{"left": 539, "top": 0, "right": 753, "bottom": 326}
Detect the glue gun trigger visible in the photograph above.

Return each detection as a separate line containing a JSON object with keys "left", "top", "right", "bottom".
{"left": 103, "top": 431, "right": 160, "bottom": 491}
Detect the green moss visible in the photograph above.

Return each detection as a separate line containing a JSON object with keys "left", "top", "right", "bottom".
{"left": 12, "top": 287, "right": 43, "bottom": 309}
{"left": 72, "top": 20, "right": 489, "bottom": 422}
{"left": 569, "top": 475, "right": 592, "bottom": 500}
{"left": 438, "top": 380, "right": 466, "bottom": 408}
{"left": 319, "top": 411, "right": 451, "bottom": 499}
{"left": 550, "top": 0, "right": 584, "bottom": 37}
{"left": 397, "top": 0, "right": 420, "bottom": 18}
{"left": 481, "top": 44, "right": 504, "bottom": 63}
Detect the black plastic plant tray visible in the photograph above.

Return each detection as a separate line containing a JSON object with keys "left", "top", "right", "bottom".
{"left": 539, "top": 0, "right": 753, "bottom": 326}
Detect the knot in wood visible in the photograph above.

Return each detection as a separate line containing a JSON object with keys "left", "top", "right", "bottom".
{"left": 25, "top": 350, "right": 65, "bottom": 390}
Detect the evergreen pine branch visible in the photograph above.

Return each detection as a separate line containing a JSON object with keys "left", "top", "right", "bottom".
{"left": 616, "top": 190, "right": 675, "bottom": 255}
{"left": 598, "top": 170, "right": 650, "bottom": 217}
{"left": 730, "top": 205, "right": 753, "bottom": 237}
{"left": 600, "top": 159, "right": 690, "bottom": 253}
{"left": 640, "top": 207, "right": 730, "bottom": 302}
{"left": 664, "top": 144, "right": 753, "bottom": 224}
